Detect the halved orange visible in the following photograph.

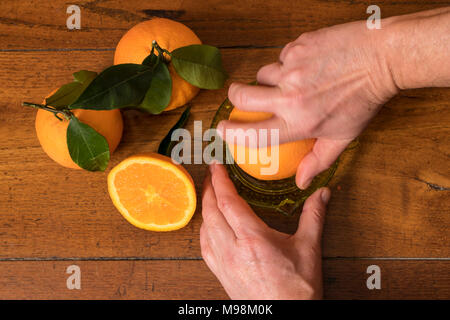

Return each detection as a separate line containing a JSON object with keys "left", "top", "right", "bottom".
{"left": 108, "top": 153, "right": 196, "bottom": 231}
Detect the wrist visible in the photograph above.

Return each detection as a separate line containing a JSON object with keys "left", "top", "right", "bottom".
{"left": 377, "top": 15, "right": 417, "bottom": 91}
{"left": 361, "top": 20, "right": 399, "bottom": 103}
{"left": 376, "top": 8, "right": 450, "bottom": 90}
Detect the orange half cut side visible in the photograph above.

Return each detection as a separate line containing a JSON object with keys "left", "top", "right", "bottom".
{"left": 108, "top": 153, "right": 196, "bottom": 231}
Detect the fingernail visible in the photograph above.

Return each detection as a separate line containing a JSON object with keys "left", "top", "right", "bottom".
{"left": 321, "top": 188, "right": 331, "bottom": 204}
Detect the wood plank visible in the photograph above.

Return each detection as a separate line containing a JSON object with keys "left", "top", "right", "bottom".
{"left": 0, "top": 259, "right": 447, "bottom": 299}
{"left": 0, "top": 49, "right": 449, "bottom": 258}
{"left": 1, "top": 0, "right": 449, "bottom": 49}
{"left": 323, "top": 259, "right": 450, "bottom": 299}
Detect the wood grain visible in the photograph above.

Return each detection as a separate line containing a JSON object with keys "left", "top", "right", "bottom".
{"left": 0, "top": 259, "right": 447, "bottom": 299}
{"left": 0, "top": 50, "right": 448, "bottom": 259}
{"left": 1, "top": 0, "right": 449, "bottom": 299}
{"left": 1, "top": 0, "right": 449, "bottom": 49}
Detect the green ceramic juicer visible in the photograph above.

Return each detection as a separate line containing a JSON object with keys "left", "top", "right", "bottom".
{"left": 210, "top": 97, "right": 339, "bottom": 216}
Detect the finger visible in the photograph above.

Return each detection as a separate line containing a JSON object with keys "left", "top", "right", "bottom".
{"left": 294, "top": 187, "right": 330, "bottom": 246}
{"left": 202, "top": 170, "right": 236, "bottom": 244}
{"left": 228, "top": 82, "right": 285, "bottom": 113}
{"left": 279, "top": 41, "right": 295, "bottom": 63}
{"left": 209, "top": 163, "right": 267, "bottom": 238}
{"left": 296, "top": 138, "right": 351, "bottom": 190}
{"left": 256, "top": 62, "right": 283, "bottom": 86}
{"left": 217, "top": 116, "right": 291, "bottom": 147}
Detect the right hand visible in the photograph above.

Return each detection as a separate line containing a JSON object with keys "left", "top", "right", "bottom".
{"left": 201, "top": 163, "right": 330, "bottom": 299}
{"left": 218, "top": 20, "right": 398, "bottom": 189}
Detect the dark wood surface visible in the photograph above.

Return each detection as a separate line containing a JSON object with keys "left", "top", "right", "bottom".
{"left": 0, "top": 0, "right": 449, "bottom": 299}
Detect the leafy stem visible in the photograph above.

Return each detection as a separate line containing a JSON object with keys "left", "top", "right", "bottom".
{"left": 151, "top": 40, "right": 172, "bottom": 63}
{"left": 22, "top": 102, "right": 73, "bottom": 121}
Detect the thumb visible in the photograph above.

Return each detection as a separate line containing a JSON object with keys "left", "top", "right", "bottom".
{"left": 296, "top": 138, "right": 351, "bottom": 190}
{"left": 294, "top": 187, "right": 330, "bottom": 246}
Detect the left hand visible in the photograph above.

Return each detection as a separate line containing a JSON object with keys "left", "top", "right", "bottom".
{"left": 200, "top": 162, "right": 330, "bottom": 299}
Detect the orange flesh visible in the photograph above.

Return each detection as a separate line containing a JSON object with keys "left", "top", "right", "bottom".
{"left": 113, "top": 162, "right": 189, "bottom": 225}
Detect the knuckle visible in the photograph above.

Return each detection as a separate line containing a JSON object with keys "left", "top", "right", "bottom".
{"left": 284, "top": 45, "right": 304, "bottom": 63}
{"left": 217, "top": 195, "right": 235, "bottom": 213}
{"left": 283, "top": 47, "right": 297, "bottom": 63}
{"left": 297, "top": 31, "right": 314, "bottom": 42}
{"left": 280, "top": 41, "right": 294, "bottom": 60}
{"left": 285, "top": 69, "right": 303, "bottom": 85}
{"left": 232, "top": 88, "right": 247, "bottom": 107}
{"left": 310, "top": 207, "right": 325, "bottom": 225}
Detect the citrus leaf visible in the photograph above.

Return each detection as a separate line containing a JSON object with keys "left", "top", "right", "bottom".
{"left": 158, "top": 105, "right": 191, "bottom": 156}
{"left": 45, "top": 70, "right": 97, "bottom": 109}
{"left": 69, "top": 64, "right": 153, "bottom": 110}
{"left": 138, "top": 61, "right": 172, "bottom": 114}
{"left": 67, "top": 116, "right": 110, "bottom": 171}
{"left": 73, "top": 70, "right": 97, "bottom": 83}
{"left": 171, "top": 45, "right": 227, "bottom": 89}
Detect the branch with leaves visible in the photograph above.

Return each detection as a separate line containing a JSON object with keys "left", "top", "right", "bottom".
{"left": 23, "top": 42, "right": 227, "bottom": 171}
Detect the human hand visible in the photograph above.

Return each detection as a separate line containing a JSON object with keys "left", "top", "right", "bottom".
{"left": 200, "top": 162, "right": 331, "bottom": 299}
{"left": 218, "top": 20, "right": 398, "bottom": 189}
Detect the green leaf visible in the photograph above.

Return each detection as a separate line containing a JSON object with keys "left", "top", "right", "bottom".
{"left": 138, "top": 61, "right": 172, "bottom": 114}
{"left": 67, "top": 116, "right": 110, "bottom": 171}
{"left": 69, "top": 64, "right": 154, "bottom": 110}
{"left": 73, "top": 70, "right": 97, "bottom": 83}
{"left": 45, "top": 70, "right": 97, "bottom": 109}
{"left": 171, "top": 44, "right": 227, "bottom": 89}
{"left": 158, "top": 105, "right": 191, "bottom": 156}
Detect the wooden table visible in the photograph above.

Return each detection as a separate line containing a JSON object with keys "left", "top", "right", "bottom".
{"left": 0, "top": 0, "right": 449, "bottom": 299}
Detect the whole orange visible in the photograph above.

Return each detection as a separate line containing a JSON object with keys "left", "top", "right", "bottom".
{"left": 227, "top": 108, "right": 315, "bottom": 180}
{"left": 114, "top": 18, "right": 202, "bottom": 111}
{"left": 35, "top": 92, "right": 123, "bottom": 169}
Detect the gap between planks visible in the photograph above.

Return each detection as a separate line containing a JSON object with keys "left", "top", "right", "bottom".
{"left": 0, "top": 257, "right": 448, "bottom": 262}
{"left": 0, "top": 45, "right": 282, "bottom": 53}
